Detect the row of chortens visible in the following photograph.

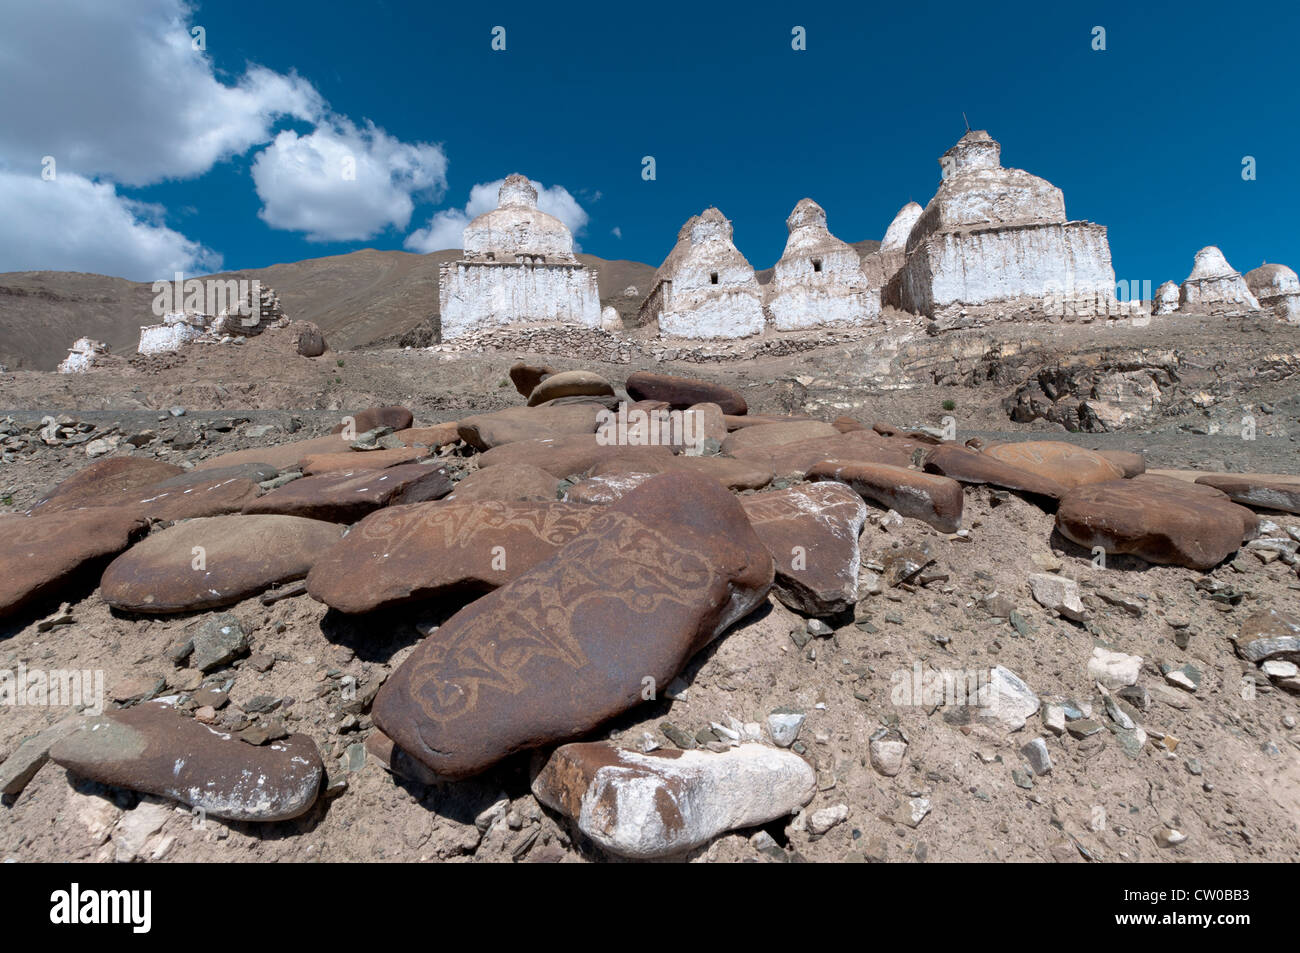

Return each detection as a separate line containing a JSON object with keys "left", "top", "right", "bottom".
{"left": 435, "top": 130, "right": 1299, "bottom": 343}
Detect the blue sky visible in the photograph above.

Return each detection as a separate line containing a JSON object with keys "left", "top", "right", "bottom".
{"left": 1, "top": 0, "right": 1297, "bottom": 290}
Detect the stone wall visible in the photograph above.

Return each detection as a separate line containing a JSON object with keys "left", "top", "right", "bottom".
{"left": 439, "top": 260, "right": 601, "bottom": 340}
{"left": 889, "top": 222, "right": 1118, "bottom": 326}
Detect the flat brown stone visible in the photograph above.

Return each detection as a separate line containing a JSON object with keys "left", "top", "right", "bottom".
{"left": 330, "top": 406, "right": 414, "bottom": 434}
{"left": 1235, "top": 608, "right": 1300, "bottom": 663}
{"left": 562, "top": 472, "right": 654, "bottom": 504}
{"left": 625, "top": 371, "right": 748, "bottom": 415}
{"left": 299, "top": 446, "right": 428, "bottom": 476}
{"left": 371, "top": 472, "right": 774, "bottom": 779}
{"left": 588, "top": 452, "right": 773, "bottom": 491}
{"left": 477, "top": 433, "right": 673, "bottom": 478}
{"left": 526, "top": 370, "right": 615, "bottom": 406}
{"left": 720, "top": 420, "right": 839, "bottom": 455}
{"left": 723, "top": 413, "right": 816, "bottom": 431}
{"left": 194, "top": 434, "right": 357, "bottom": 472}
{"left": 1131, "top": 475, "right": 1258, "bottom": 540}
{"left": 985, "top": 441, "right": 1124, "bottom": 489}
{"left": 1194, "top": 473, "right": 1300, "bottom": 514}
{"left": 118, "top": 473, "right": 263, "bottom": 521}
{"left": 509, "top": 362, "right": 555, "bottom": 398}
{"left": 1096, "top": 450, "right": 1146, "bottom": 478}
{"left": 1056, "top": 478, "right": 1253, "bottom": 569}
{"left": 33, "top": 457, "right": 183, "bottom": 513}
{"left": 306, "top": 501, "right": 597, "bottom": 613}
{"left": 243, "top": 463, "right": 453, "bottom": 522}
{"left": 100, "top": 514, "right": 345, "bottom": 613}
{"left": 809, "top": 460, "right": 964, "bottom": 532}
{"left": 446, "top": 464, "right": 562, "bottom": 503}
{"left": 0, "top": 509, "right": 148, "bottom": 616}
{"left": 456, "top": 404, "right": 602, "bottom": 451}
{"left": 395, "top": 423, "right": 461, "bottom": 449}
{"left": 730, "top": 430, "right": 919, "bottom": 479}
{"left": 49, "top": 702, "right": 323, "bottom": 822}
{"left": 922, "top": 443, "right": 1066, "bottom": 499}
{"left": 741, "top": 482, "right": 867, "bottom": 615}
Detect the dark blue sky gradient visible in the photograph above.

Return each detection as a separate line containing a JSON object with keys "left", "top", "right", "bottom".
{"left": 137, "top": 0, "right": 1300, "bottom": 287}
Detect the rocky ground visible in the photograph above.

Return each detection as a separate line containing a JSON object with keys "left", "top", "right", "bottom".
{"left": 0, "top": 314, "right": 1297, "bottom": 863}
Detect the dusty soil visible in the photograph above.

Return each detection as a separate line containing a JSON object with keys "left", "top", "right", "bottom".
{"left": 0, "top": 316, "right": 1297, "bottom": 863}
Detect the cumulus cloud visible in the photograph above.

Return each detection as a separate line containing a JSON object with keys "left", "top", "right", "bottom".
{"left": 0, "top": 0, "right": 453, "bottom": 272}
{"left": 405, "top": 177, "right": 590, "bottom": 253}
{"left": 0, "top": 171, "right": 220, "bottom": 280}
{"left": 0, "top": 0, "right": 323, "bottom": 186}
{"left": 251, "top": 120, "right": 448, "bottom": 242}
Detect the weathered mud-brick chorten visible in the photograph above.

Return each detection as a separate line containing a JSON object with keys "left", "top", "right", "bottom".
{"left": 1178, "top": 246, "right": 1260, "bottom": 314}
{"left": 1245, "top": 263, "right": 1300, "bottom": 323}
{"left": 640, "top": 208, "right": 766, "bottom": 338}
{"left": 439, "top": 174, "right": 601, "bottom": 340}
{"left": 765, "top": 199, "right": 877, "bottom": 330}
{"left": 886, "top": 130, "right": 1117, "bottom": 327}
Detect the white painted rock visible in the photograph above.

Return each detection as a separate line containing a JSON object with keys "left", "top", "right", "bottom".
{"left": 1028, "top": 572, "right": 1088, "bottom": 621}
{"left": 1087, "top": 646, "right": 1143, "bottom": 689}
{"left": 532, "top": 742, "right": 815, "bottom": 859}
{"left": 980, "top": 665, "right": 1041, "bottom": 732}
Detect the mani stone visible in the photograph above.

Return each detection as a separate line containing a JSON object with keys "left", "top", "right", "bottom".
{"left": 49, "top": 703, "right": 323, "bottom": 822}
{"left": 1056, "top": 478, "right": 1254, "bottom": 569}
{"left": 243, "top": 463, "right": 453, "bottom": 522}
{"left": 194, "top": 433, "right": 359, "bottom": 472}
{"left": 99, "top": 514, "right": 344, "bottom": 613}
{"left": 766, "top": 198, "right": 877, "bottom": 330}
{"left": 645, "top": 207, "right": 766, "bottom": 339}
{"left": 563, "top": 471, "right": 654, "bottom": 505}
{"left": 306, "top": 501, "right": 597, "bottom": 614}
{"left": 446, "top": 464, "right": 562, "bottom": 503}
{"left": 741, "top": 482, "right": 867, "bottom": 616}
{"left": 330, "top": 406, "right": 414, "bottom": 435}
{"left": 1194, "top": 473, "right": 1300, "bottom": 515}
{"left": 477, "top": 432, "right": 673, "bottom": 478}
{"left": 394, "top": 422, "right": 461, "bottom": 450}
{"left": 984, "top": 441, "right": 1124, "bottom": 489}
{"left": 807, "top": 460, "right": 963, "bottom": 533}
{"left": 625, "top": 371, "right": 748, "bottom": 415}
{"left": 371, "top": 472, "right": 774, "bottom": 779}
{"left": 32, "top": 457, "right": 183, "bottom": 513}
{"left": 589, "top": 452, "right": 773, "bottom": 491}
{"left": 0, "top": 509, "right": 147, "bottom": 617}
{"left": 439, "top": 175, "right": 601, "bottom": 340}
{"left": 1235, "top": 608, "right": 1300, "bottom": 663}
{"left": 299, "top": 446, "right": 428, "bottom": 476}
{"left": 726, "top": 430, "right": 919, "bottom": 479}
{"left": 456, "top": 403, "right": 601, "bottom": 451}
{"left": 531, "top": 742, "right": 815, "bottom": 859}
{"left": 720, "top": 420, "right": 839, "bottom": 455}
{"left": 526, "top": 370, "right": 615, "bottom": 407}
{"left": 921, "top": 443, "right": 1066, "bottom": 499}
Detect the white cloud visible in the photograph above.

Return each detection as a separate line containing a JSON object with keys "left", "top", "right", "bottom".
{"left": 405, "top": 177, "right": 590, "bottom": 253}
{"left": 0, "top": 171, "right": 220, "bottom": 280}
{"left": 611, "top": 226, "right": 622, "bottom": 239}
{"left": 0, "top": 0, "right": 324, "bottom": 187}
{"left": 0, "top": 0, "right": 452, "bottom": 272}
{"left": 251, "top": 120, "right": 448, "bottom": 242}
